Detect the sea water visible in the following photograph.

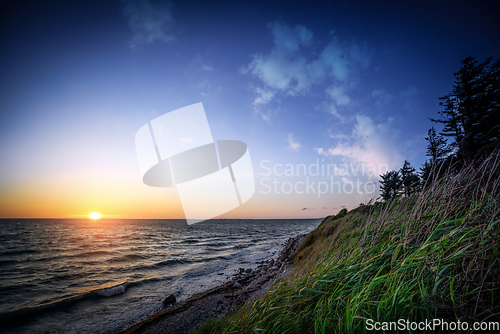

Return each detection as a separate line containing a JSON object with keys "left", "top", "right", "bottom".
{"left": 0, "top": 218, "right": 320, "bottom": 333}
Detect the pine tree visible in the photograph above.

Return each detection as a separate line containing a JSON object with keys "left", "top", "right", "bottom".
{"left": 435, "top": 93, "right": 463, "bottom": 159}
{"left": 379, "top": 170, "right": 402, "bottom": 202}
{"left": 400, "top": 160, "right": 420, "bottom": 197}
{"left": 425, "top": 127, "right": 450, "bottom": 163}
{"left": 420, "top": 160, "right": 433, "bottom": 187}
{"left": 432, "top": 57, "right": 500, "bottom": 162}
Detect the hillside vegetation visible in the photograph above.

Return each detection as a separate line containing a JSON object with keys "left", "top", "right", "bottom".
{"left": 197, "top": 153, "right": 500, "bottom": 333}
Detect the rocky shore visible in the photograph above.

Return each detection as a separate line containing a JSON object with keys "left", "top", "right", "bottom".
{"left": 118, "top": 234, "right": 306, "bottom": 334}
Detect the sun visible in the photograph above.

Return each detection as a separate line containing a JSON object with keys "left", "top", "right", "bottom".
{"left": 89, "top": 212, "right": 101, "bottom": 220}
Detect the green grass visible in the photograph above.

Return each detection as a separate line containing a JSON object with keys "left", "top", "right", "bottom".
{"left": 196, "top": 153, "right": 500, "bottom": 334}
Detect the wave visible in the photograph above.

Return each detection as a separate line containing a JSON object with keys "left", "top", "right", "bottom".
{"left": 217, "top": 250, "right": 250, "bottom": 261}
{"left": 205, "top": 242, "right": 227, "bottom": 247}
{"left": 0, "top": 249, "right": 40, "bottom": 257}
{"left": 0, "top": 259, "right": 17, "bottom": 267}
{"left": 232, "top": 244, "right": 250, "bottom": 249}
{"left": 0, "top": 282, "right": 123, "bottom": 328}
{"left": 78, "top": 250, "right": 113, "bottom": 257}
{"left": 96, "top": 283, "right": 127, "bottom": 297}
{"left": 183, "top": 264, "right": 227, "bottom": 278}
{"left": 108, "top": 254, "right": 148, "bottom": 262}
{"left": 181, "top": 238, "right": 199, "bottom": 244}
{"left": 52, "top": 271, "right": 87, "bottom": 281}
{"left": 0, "top": 276, "right": 171, "bottom": 328}
{"left": 0, "top": 281, "right": 38, "bottom": 292}
{"left": 29, "top": 247, "right": 124, "bottom": 264}
{"left": 113, "top": 258, "right": 192, "bottom": 273}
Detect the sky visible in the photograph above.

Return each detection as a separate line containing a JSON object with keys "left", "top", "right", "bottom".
{"left": 0, "top": 0, "right": 499, "bottom": 219}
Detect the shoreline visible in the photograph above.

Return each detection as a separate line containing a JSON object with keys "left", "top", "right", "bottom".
{"left": 117, "top": 234, "right": 306, "bottom": 334}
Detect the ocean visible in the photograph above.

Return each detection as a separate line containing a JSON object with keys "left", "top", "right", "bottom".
{"left": 0, "top": 218, "right": 320, "bottom": 333}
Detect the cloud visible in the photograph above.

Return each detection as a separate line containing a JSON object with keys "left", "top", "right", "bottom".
{"left": 316, "top": 102, "right": 345, "bottom": 122}
{"left": 251, "top": 86, "right": 275, "bottom": 121}
{"left": 243, "top": 20, "right": 372, "bottom": 120}
{"left": 201, "top": 64, "right": 214, "bottom": 71}
{"left": 287, "top": 133, "right": 301, "bottom": 152}
{"left": 342, "top": 176, "right": 353, "bottom": 184}
{"left": 198, "top": 80, "right": 221, "bottom": 98}
{"left": 314, "top": 115, "right": 403, "bottom": 174}
{"left": 253, "top": 86, "right": 275, "bottom": 106}
{"left": 194, "top": 55, "right": 213, "bottom": 71}
{"left": 327, "top": 85, "right": 351, "bottom": 106}
{"left": 328, "top": 129, "right": 349, "bottom": 140}
{"left": 121, "top": 0, "right": 175, "bottom": 48}
{"left": 371, "top": 88, "right": 394, "bottom": 108}
{"left": 241, "top": 21, "right": 312, "bottom": 95}
{"left": 273, "top": 22, "right": 313, "bottom": 53}
{"left": 301, "top": 207, "right": 310, "bottom": 211}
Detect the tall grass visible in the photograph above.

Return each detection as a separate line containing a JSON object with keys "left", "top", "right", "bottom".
{"left": 196, "top": 153, "right": 500, "bottom": 333}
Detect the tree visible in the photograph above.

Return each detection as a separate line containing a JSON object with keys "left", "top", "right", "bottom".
{"left": 434, "top": 91, "right": 464, "bottom": 160}
{"left": 425, "top": 127, "right": 450, "bottom": 164}
{"left": 400, "top": 160, "right": 420, "bottom": 197}
{"left": 420, "top": 160, "right": 433, "bottom": 187}
{"left": 432, "top": 57, "right": 500, "bottom": 162}
{"left": 379, "top": 170, "right": 402, "bottom": 202}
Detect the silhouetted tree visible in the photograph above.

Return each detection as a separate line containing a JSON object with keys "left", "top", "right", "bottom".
{"left": 420, "top": 160, "right": 433, "bottom": 187}
{"left": 400, "top": 160, "right": 420, "bottom": 196}
{"left": 432, "top": 57, "right": 500, "bottom": 162}
{"left": 433, "top": 94, "right": 464, "bottom": 160}
{"left": 380, "top": 170, "right": 402, "bottom": 202}
{"left": 420, "top": 127, "right": 451, "bottom": 185}
{"left": 425, "top": 127, "right": 450, "bottom": 163}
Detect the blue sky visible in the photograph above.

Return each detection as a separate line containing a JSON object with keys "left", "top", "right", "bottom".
{"left": 1, "top": 0, "right": 499, "bottom": 218}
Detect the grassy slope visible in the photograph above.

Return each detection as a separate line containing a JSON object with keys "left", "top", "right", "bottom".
{"left": 197, "top": 154, "right": 500, "bottom": 333}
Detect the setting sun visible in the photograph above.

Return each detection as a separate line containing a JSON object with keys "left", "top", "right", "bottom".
{"left": 89, "top": 212, "right": 101, "bottom": 220}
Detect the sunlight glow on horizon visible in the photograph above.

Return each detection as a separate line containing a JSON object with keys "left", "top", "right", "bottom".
{"left": 89, "top": 212, "right": 101, "bottom": 220}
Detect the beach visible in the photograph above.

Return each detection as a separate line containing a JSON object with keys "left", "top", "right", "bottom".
{"left": 119, "top": 234, "right": 306, "bottom": 334}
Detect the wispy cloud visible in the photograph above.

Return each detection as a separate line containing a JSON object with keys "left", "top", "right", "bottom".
{"left": 327, "top": 129, "right": 349, "bottom": 140}
{"left": 253, "top": 86, "right": 275, "bottom": 106}
{"left": 371, "top": 88, "right": 394, "bottom": 108}
{"left": 121, "top": 0, "right": 175, "bottom": 48}
{"left": 201, "top": 64, "right": 214, "bottom": 71}
{"left": 242, "top": 21, "right": 372, "bottom": 120}
{"left": 248, "top": 86, "right": 275, "bottom": 122}
{"left": 316, "top": 102, "right": 345, "bottom": 122}
{"left": 314, "top": 115, "right": 403, "bottom": 174}
{"left": 194, "top": 55, "right": 214, "bottom": 72}
{"left": 287, "top": 133, "right": 301, "bottom": 152}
